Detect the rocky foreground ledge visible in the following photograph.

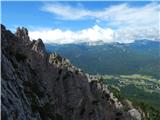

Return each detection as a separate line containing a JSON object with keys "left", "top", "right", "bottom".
{"left": 1, "top": 24, "right": 142, "bottom": 120}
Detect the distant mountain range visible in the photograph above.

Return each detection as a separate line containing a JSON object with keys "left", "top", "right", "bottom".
{"left": 45, "top": 40, "right": 160, "bottom": 78}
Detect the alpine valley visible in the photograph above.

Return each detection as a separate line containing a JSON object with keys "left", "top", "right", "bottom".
{"left": 45, "top": 40, "right": 160, "bottom": 119}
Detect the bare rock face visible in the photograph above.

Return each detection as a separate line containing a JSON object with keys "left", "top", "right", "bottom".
{"left": 15, "top": 27, "right": 30, "bottom": 43}
{"left": 128, "top": 109, "right": 141, "bottom": 120}
{"left": 1, "top": 24, "right": 142, "bottom": 120}
{"left": 32, "top": 39, "right": 45, "bottom": 52}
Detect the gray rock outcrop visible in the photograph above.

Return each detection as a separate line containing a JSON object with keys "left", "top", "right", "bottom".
{"left": 1, "top": 24, "right": 142, "bottom": 120}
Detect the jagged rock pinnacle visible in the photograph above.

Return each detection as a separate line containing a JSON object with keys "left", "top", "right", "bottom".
{"left": 1, "top": 24, "right": 6, "bottom": 30}
{"left": 15, "top": 27, "right": 30, "bottom": 43}
{"left": 32, "top": 38, "right": 46, "bottom": 53}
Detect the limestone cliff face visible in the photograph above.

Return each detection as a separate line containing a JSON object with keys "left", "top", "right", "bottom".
{"left": 1, "top": 25, "right": 141, "bottom": 120}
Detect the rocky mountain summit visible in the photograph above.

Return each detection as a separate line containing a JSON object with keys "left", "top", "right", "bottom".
{"left": 1, "top": 24, "right": 142, "bottom": 120}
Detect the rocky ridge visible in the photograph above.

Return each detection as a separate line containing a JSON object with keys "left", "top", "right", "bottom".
{"left": 1, "top": 24, "right": 142, "bottom": 120}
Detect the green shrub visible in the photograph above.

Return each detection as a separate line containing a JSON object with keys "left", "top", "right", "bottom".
{"left": 132, "top": 100, "right": 160, "bottom": 120}
{"left": 15, "top": 52, "right": 27, "bottom": 62}
{"left": 75, "top": 69, "right": 79, "bottom": 75}
{"left": 55, "top": 113, "right": 63, "bottom": 120}
{"left": 10, "top": 59, "right": 18, "bottom": 69}
{"left": 108, "top": 86, "right": 124, "bottom": 101}
{"left": 28, "top": 64, "right": 37, "bottom": 76}
{"left": 23, "top": 81, "right": 44, "bottom": 98}
{"left": 62, "top": 72, "right": 70, "bottom": 80}
{"left": 56, "top": 55, "right": 63, "bottom": 62}
{"left": 80, "top": 108, "right": 86, "bottom": 116}
{"left": 58, "top": 69, "right": 62, "bottom": 75}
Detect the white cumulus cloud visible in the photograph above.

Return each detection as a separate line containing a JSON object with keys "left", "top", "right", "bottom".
{"left": 29, "top": 2, "right": 160, "bottom": 44}
{"left": 29, "top": 25, "right": 114, "bottom": 44}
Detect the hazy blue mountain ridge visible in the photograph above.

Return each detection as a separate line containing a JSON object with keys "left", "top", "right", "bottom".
{"left": 45, "top": 40, "right": 160, "bottom": 78}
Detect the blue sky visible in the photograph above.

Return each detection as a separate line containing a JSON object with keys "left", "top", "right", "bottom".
{"left": 1, "top": 1, "right": 152, "bottom": 30}
{"left": 1, "top": 1, "right": 159, "bottom": 44}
